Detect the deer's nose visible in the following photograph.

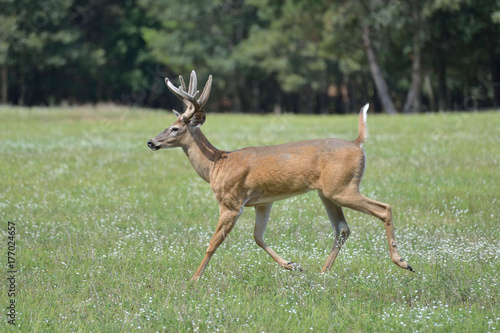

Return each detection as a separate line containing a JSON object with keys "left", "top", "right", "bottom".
{"left": 147, "top": 140, "right": 158, "bottom": 150}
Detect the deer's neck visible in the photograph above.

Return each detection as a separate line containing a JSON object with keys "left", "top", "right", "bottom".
{"left": 182, "top": 128, "right": 221, "bottom": 183}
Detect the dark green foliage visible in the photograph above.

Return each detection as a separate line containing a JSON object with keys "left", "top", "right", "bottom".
{"left": 1, "top": 0, "right": 499, "bottom": 112}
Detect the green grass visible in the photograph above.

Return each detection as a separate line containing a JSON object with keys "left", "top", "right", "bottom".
{"left": 1, "top": 106, "right": 498, "bottom": 332}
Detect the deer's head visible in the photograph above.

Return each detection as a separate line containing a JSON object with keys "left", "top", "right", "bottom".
{"left": 147, "top": 70, "right": 212, "bottom": 150}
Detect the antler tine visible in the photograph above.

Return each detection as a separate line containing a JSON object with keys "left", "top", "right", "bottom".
{"left": 165, "top": 78, "right": 185, "bottom": 100}
{"left": 188, "top": 70, "right": 197, "bottom": 95}
{"left": 178, "top": 75, "right": 201, "bottom": 108}
{"left": 165, "top": 77, "right": 176, "bottom": 96}
{"left": 197, "top": 75, "right": 213, "bottom": 108}
{"left": 179, "top": 75, "right": 187, "bottom": 92}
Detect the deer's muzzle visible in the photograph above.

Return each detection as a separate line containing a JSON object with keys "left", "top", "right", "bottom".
{"left": 147, "top": 139, "right": 160, "bottom": 151}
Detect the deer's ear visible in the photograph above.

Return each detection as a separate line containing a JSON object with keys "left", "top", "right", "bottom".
{"left": 172, "top": 109, "right": 181, "bottom": 118}
{"left": 189, "top": 111, "right": 206, "bottom": 128}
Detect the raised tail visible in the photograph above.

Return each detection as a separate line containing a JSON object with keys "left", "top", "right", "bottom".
{"left": 354, "top": 103, "right": 369, "bottom": 146}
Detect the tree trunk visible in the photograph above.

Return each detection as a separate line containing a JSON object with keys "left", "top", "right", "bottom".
{"left": 1, "top": 64, "right": 7, "bottom": 104}
{"left": 371, "top": 77, "right": 382, "bottom": 113}
{"left": 403, "top": 44, "right": 423, "bottom": 112}
{"left": 362, "top": 25, "right": 397, "bottom": 114}
{"left": 404, "top": 1, "right": 424, "bottom": 113}
{"left": 424, "top": 71, "right": 436, "bottom": 111}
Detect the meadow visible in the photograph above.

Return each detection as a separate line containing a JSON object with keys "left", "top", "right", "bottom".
{"left": 0, "top": 106, "right": 498, "bottom": 332}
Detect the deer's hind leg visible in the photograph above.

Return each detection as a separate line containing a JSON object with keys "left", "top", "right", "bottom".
{"left": 328, "top": 186, "right": 413, "bottom": 272}
{"left": 318, "top": 193, "right": 350, "bottom": 272}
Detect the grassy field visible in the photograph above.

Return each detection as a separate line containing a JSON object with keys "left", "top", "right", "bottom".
{"left": 0, "top": 106, "right": 498, "bottom": 332}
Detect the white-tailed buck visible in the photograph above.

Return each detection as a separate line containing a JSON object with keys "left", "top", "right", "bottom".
{"left": 148, "top": 71, "right": 413, "bottom": 281}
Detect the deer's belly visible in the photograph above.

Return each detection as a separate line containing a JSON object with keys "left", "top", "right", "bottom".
{"left": 245, "top": 188, "right": 312, "bottom": 206}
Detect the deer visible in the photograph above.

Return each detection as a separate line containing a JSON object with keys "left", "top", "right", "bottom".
{"left": 147, "top": 71, "right": 413, "bottom": 281}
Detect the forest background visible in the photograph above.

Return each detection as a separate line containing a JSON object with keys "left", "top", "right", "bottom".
{"left": 1, "top": 0, "right": 499, "bottom": 114}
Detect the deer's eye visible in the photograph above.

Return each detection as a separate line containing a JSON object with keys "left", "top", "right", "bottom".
{"left": 171, "top": 127, "right": 179, "bottom": 132}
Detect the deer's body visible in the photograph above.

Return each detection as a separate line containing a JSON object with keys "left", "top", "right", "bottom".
{"left": 148, "top": 71, "right": 413, "bottom": 280}
{"left": 212, "top": 138, "right": 364, "bottom": 207}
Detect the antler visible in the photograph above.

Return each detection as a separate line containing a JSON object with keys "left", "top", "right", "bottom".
{"left": 165, "top": 70, "right": 213, "bottom": 123}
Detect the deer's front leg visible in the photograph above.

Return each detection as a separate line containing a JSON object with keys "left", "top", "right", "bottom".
{"left": 191, "top": 204, "right": 243, "bottom": 281}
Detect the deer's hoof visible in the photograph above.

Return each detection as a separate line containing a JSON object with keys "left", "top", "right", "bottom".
{"left": 285, "top": 261, "right": 303, "bottom": 271}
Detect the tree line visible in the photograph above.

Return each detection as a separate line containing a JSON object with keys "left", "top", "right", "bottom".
{"left": 1, "top": 0, "right": 499, "bottom": 113}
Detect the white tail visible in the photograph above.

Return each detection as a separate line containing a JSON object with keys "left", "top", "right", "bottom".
{"left": 148, "top": 71, "right": 413, "bottom": 280}
{"left": 354, "top": 103, "right": 369, "bottom": 146}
